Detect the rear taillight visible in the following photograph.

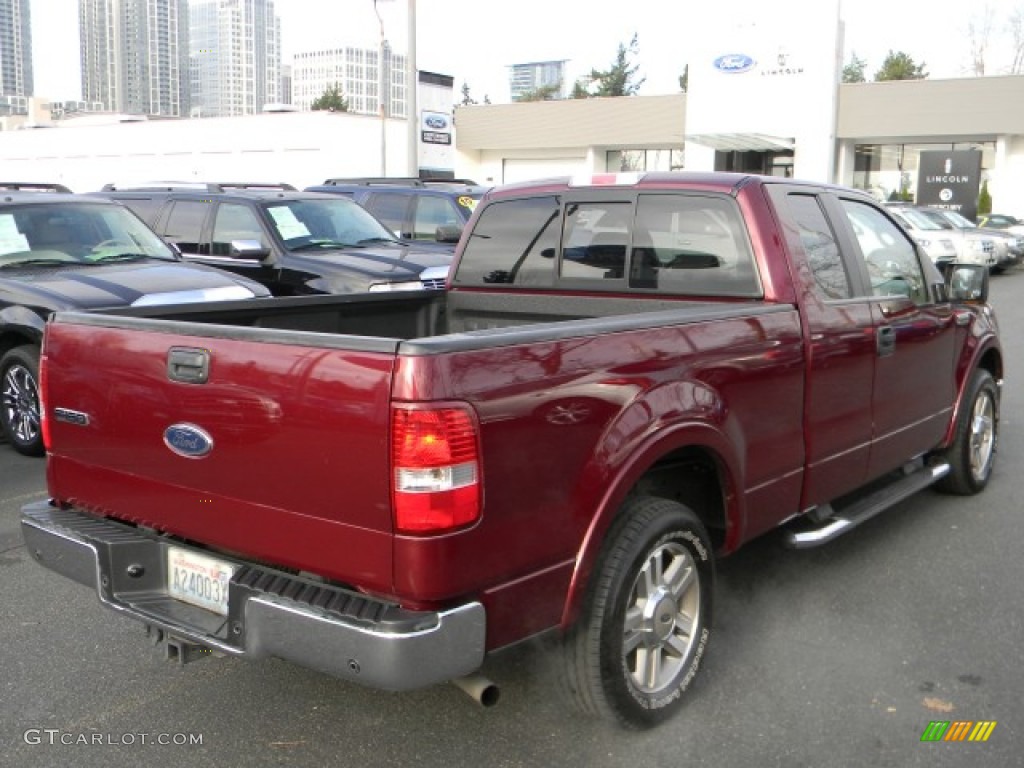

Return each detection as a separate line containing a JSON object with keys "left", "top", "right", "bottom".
{"left": 39, "top": 350, "right": 50, "bottom": 452}
{"left": 391, "top": 405, "right": 481, "bottom": 534}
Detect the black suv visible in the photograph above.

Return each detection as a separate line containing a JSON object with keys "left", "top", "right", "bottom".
{"left": 91, "top": 182, "right": 453, "bottom": 296}
{"left": 304, "top": 177, "right": 488, "bottom": 247}
{"left": 0, "top": 184, "right": 270, "bottom": 456}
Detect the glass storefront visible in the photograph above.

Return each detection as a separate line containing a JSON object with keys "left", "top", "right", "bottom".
{"left": 852, "top": 142, "right": 995, "bottom": 203}
{"left": 607, "top": 148, "right": 685, "bottom": 172}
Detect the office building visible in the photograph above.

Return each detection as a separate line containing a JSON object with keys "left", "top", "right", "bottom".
{"left": 79, "top": 0, "right": 189, "bottom": 116}
{"left": 189, "top": 0, "right": 281, "bottom": 117}
{"left": 291, "top": 45, "right": 407, "bottom": 117}
{"left": 509, "top": 60, "right": 567, "bottom": 101}
{"left": 0, "top": 0, "right": 33, "bottom": 98}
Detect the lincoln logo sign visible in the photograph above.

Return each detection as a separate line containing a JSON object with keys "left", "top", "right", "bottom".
{"left": 713, "top": 54, "right": 756, "bottom": 74}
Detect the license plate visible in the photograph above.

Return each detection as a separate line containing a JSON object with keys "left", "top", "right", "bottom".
{"left": 167, "top": 546, "right": 235, "bottom": 616}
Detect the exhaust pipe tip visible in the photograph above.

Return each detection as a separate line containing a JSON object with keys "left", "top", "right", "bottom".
{"left": 451, "top": 673, "right": 500, "bottom": 708}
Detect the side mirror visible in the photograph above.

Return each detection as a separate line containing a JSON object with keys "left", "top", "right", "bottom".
{"left": 230, "top": 239, "right": 271, "bottom": 259}
{"left": 435, "top": 224, "right": 463, "bottom": 244}
{"left": 942, "top": 262, "right": 989, "bottom": 303}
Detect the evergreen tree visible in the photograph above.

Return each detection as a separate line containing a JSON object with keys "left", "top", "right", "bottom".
{"left": 311, "top": 83, "right": 350, "bottom": 112}
{"left": 842, "top": 53, "right": 867, "bottom": 83}
{"left": 874, "top": 51, "right": 928, "bottom": 81}
{"left": 586, "top": 33, "right": 646, "bottom": 97}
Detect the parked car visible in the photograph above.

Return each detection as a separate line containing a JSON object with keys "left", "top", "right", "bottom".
{"left": 977, "top": 212, "right": 1024, "bottom": 237}
{"left": 305, "top": 177, "right": 489, "bottom": 247}
{"left": 0, "top": 185, "right": 270, "bottom": 456}
{"left": 886, "top": 206, "right": 958, "bottom": 266}
{"left": 90, "top": 182, "right": 452, "bottom": 296}
{"left": 885, "top": 203, "right": 997, "bottom": 270}
{"left": 933, "top": 208, "right": 1023, "bottom": 272}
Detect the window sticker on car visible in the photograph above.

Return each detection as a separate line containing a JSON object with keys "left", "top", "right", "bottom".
{"left": 0, "top": 215, "right": 29, "bottom": 255}
{"left": 457, "top": 196, "right": 479, "bottom": 210}
{"left": 267, "top": 206, "right": 311, "bottom": 239}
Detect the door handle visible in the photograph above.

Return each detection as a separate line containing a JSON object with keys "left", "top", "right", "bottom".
{"left": 876, "top": 325, "right": 896, "bottom": 357}
{"left": 167, "top": 347, "right": 210, "bottom": 384}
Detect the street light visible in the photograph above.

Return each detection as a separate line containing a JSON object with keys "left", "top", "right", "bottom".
{"left": 373, "top": 0, "right": 388, "bottom": 176}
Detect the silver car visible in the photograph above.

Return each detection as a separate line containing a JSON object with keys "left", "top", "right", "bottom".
{"left": 933, "top": 208, "right": 1022, "bottom": 272}
{"left": 886, "top": 204, "right": 996, "bottom": 270}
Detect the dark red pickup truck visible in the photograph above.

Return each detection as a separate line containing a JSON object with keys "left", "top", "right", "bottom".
{"left": 22, "top": 172, "right": 1002, "bottom": 728}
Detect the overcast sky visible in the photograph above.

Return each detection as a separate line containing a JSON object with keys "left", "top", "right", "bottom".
{"left": 30, "top": 0, "right": 1024, "bottom": 103}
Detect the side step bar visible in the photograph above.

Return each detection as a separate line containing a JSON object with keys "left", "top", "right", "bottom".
{"left": 784, "top": 462, "right": 951, "bottom": 549}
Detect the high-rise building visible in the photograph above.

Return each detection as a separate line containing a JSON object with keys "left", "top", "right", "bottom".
{"left": 0, "top": 0, "right": 33, "bottom": 98}
{"left": 509, "top": 60, "right": 568, "bottom": 101}
{"left": 79, "top": 0, "right": 189, "bottom": 116}
{"left": 291, "top": 45, "right": 407, "bottom": 118}
{"left": 189, "top": 0, "right": 280, "bottom": 118}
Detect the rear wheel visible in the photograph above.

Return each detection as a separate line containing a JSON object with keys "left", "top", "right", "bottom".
{"left": 0, "top": 345, "right": 44, "bottom": 456}
{"left": 936, "top": 368, "right": 998, "bottom": 495}
{"left": 561, "top": 496, "right": 713, "bottom": 728}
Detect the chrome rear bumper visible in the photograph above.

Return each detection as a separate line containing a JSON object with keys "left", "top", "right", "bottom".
{"left": 21, "top": 500, "right": 485, "bottom": 691}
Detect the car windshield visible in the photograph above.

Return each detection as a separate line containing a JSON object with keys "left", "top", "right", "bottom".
{"left": 0, "top": 202, "right": 177, "bottom": 266}
{"left": 896, "top": 208, "right": 946, "bottom": 231}
{"left": 454, "top": 193, "right": 484, "bottom": 220}
{"left": 264, "top": 198, "right": 399, "bottom": 250}
{"left": 940, "top": 210, "right": 976, "bottom": 228}
{"left": 915, "top": 209, "right": 955, "bottom": 230}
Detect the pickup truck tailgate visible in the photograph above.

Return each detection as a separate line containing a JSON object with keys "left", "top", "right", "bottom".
{"left": 42, "top": 314, "right": 400, "bottom": 592}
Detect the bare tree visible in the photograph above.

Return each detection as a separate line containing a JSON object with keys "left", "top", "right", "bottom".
{"left": 967, "top": 4, "right": 996, "bottom": 76}
{"left": 1010, "top": 4, "right": 1024, "bottom": 73}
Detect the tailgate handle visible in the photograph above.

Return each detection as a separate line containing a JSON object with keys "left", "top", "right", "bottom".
{"left": 167, "top": 347, "right": 210, "bottom": 384}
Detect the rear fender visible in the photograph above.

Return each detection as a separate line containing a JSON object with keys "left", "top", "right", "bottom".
{"left": 559, "top": 416, "right": 743, "bottom": 631}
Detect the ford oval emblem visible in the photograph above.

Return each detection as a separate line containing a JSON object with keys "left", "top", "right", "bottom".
{"left": 713, "top": 54, "right": 756, "bottom": 74}
{"left": 164, "top": 423, "right": 214, "bottom": 459}
{"left": 425, "top": 115, "right": 448, "bottom": 130}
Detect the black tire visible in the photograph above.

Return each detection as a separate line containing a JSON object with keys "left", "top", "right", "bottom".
{"left": 0, "top": 344, "right": 45, "bottom": 457}
{"left": 936, "top": 368, "right": 998, "bottom": 495}
{"left": 561, "top": 496, "right": 714, "bottom": 729}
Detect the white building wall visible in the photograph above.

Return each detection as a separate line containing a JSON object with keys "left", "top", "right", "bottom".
{"left": 0, "top": 112, "right": 410, "bottom": 192}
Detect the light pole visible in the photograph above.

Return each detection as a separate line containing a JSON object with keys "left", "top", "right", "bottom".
{"left": 373, "top": 0, "right": 388, "bottom": 176}
{"left": 406, "top": 0, "right": 418, "bottom": 178}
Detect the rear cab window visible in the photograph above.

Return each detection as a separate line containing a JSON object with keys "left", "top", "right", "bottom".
{"left": 453, "top": 190, "right": 761, "bottom": 297}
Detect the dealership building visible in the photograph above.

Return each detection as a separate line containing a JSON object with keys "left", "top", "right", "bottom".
{"left": 454, "top": 1, "right": 1024, "bottom": 219}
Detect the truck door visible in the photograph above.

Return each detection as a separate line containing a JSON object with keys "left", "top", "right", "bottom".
{"left": 769, "top": 188, "right": 876, "bottom": 507}
{"left": 829, "top": 196, "right": 957, "bottom": 478}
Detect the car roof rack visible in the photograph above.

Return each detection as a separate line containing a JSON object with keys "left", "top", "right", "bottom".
{"left": 100, "top": 181, "right": 296, "bottom": 193}
{"left": 0, "top": 182, "right": 72, "bottom": 193}
{"left": 319, "top": 176, "right": 482, "bottom": 188}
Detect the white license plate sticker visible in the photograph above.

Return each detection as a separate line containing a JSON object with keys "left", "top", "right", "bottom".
{"left": 167, "top": 546, "right": 235, "bottom": 616}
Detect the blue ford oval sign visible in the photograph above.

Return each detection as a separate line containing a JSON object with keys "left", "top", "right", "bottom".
{"left": 713, "top": 54, "right": 756, "bottom": 74}
{"left": 425, "top": 114, "right": 448, "bottom": 130}
{"left": 164, "top": 423, "right": 214, "bottom": 458}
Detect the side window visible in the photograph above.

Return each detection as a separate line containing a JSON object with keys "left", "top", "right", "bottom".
{"left": 561, "top": 202, "right": 630, "bottom": 281}
{"left": 112, "top": 196, "right": 163, "bottom": 226}
{"left": 412, "top": 196, "right": 460, "bottom": 240}
{"left": 453, "top": 196, "right": 560, "bottom": 287}
{"left": 212, "top": 203, "right": 266, "bottom": 256}
{"left": 783, "top": 193, "right": 850, "bottom": 299}
{"left": 162, "top": 200, "right": 210, "bottom": 254}
{"left": 364, "top": 192, "right": 410, "bottom": 236}
{"left": 630, "top": 194, "right": 759, "bottom": 295}
{"left": 841, "top": 200, "right": 928, "bottom": 304}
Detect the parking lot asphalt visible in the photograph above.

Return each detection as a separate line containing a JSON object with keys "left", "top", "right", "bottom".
{"left": 2, "top": 274, "right": 1022, "bottom": 768}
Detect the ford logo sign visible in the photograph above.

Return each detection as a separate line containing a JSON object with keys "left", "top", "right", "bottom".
{"left": 164, "top": 423, "right": 214, "bottom": 459}
{"left": 713, "top": 54, "right": 756, "bottom": 74}
{"left": 425, "top": 115, "right": 448, "bottom": 130}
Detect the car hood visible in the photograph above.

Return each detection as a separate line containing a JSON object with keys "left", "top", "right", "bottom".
{"left": 0, "top": 260, "right": 264, "bottom": 312}
{"left": 286, "top": 242, "right": 453, "bottom": 275}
